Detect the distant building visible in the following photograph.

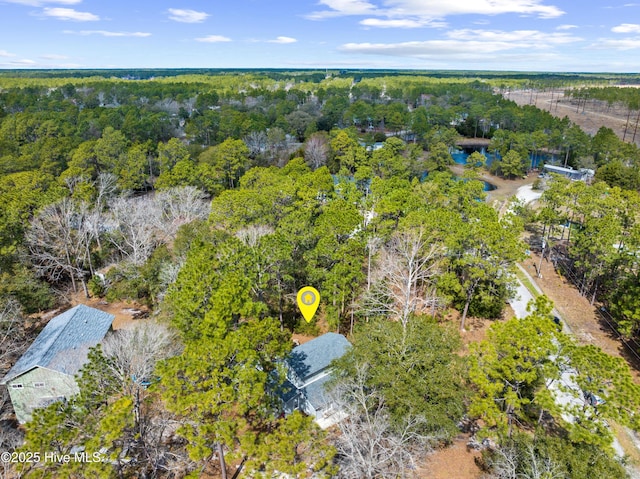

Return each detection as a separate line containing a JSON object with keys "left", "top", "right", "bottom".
{"left": 280, "top": 332, "right": 351, "bottom": 428}
{"left": 1, "top": 305, "right": 114, "bottom": 423}
{"left": 359, "top": 141, "right": 385, "bottom": 151}
{"left": 543, "top": 164, "right": 594, "bottom": 181}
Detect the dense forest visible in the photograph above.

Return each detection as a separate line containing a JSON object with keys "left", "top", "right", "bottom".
{"left": 1, "top": 70, "right": 640, "bottom": 478}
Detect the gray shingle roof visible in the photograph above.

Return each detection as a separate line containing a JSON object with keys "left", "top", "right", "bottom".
{"left": 288, "top": 333, "right": 351, "bottom": 383}
{"left": 1, "top": 305, "right": 114, "bottom": 384}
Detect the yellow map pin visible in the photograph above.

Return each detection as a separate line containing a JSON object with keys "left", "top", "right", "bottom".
{"left": 297, "top": 286, "right": 320, "bottom": 323}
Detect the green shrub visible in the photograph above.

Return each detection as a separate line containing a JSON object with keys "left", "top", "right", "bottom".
{"left": 373, "top": 132, "right": 387, "bottom": 142}
{"left": 0, "top": 266, "right": 54, "bottom": 313}
{"left": 293, "top": 318, "right": 320, "bottom": 336}
{"left": 87, "top": 275, "right": 105, "bottom": 297}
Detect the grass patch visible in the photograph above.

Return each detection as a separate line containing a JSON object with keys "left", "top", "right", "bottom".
{"left": 610, "top": 422, "right": 640, "bottom": 467}
{"left": 514, "top": 266, "right": 541, "bottom": 299}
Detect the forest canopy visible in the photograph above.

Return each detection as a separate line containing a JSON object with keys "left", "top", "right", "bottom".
{"left": 1, "top": 69, "right": 640, "bottom": 478}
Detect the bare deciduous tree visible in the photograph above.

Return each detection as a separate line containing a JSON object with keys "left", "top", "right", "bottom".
{"left": 95, "top": 172, "right": 119, "bottom": 210}
{"left": 155, "top": 186, "right": 209, "bottom": 238}
{"left": 101, "top": 321, "right": 185, "bottom": 475}
{"left": 363, "top": 229, "right": 444, "bottom": 330}
{"left": 243, "top": 130, "right": 267, "bottom": 159}
{"left": 328, "top": 365, "right": 437, "bottom": 479}
{"left": 63, "top": 174, "right": 89, "bottom": 197}
{"left": 235, "top": 225, "right": 274, "bottom": 248}
{"left": 0, "top": 298, "right": 26, "bottom": 368}
{"left": 101, "top": 320, "right": 180, "bottom": 393}
{"left": 109, "top": 186, "right": 208, "bottom": 266}
{"left": 26, "top": 198, "right": 96, "bottom": 295}
{"left": 157, "top": 261, "right": 184, "bottom": 301}
{"left": 486, "top": 443, "right": 563, "bottom": 479}
{"left": 304, "top": 132, "right": 330, "bottom": 170}
{"left": 109, "top": 196, "right": 161, "bottom": 266}
{"left": 0, "top": 299, "right": 28, "bottom": 446}
{"left": 27, "top": 186, "right": 208, "bottom": 294}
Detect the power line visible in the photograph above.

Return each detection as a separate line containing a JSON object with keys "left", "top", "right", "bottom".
{"left": 552, "top": 253, "right": 640, "bottom": 365}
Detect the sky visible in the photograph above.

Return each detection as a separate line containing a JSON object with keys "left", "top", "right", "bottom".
{"left": 1, "top": 0, "right": 640, "bottom": 72}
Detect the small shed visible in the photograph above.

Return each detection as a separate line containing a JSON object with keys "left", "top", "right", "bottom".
{"left": 1, "top": 305, "right": 114, "bottom": 423}
{"left": 280, "top": 332, "right": 351, "bottom": 428}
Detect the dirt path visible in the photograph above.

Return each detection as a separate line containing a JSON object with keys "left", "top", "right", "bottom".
{"left": 68, "top": 292, "right": 148, "bottom": 330}
{"left": 421, "top": 435, "right": 483, "bottom": 479}
{"left": 524, "top": 248, "right": 640, "bottom": 381}
{"left": 449, "top": 164, "right": 536, "bottom": 208}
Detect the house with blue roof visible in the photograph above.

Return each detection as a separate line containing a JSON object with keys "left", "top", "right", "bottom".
{"left": 1, "top": 304, "right": 114, "bottom": 423}
{"left": 281, "top": 332, "right": 351, "bottom": 428}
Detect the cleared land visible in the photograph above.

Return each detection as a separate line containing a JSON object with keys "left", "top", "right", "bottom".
{"left": 506, "top": 88, "right": 640, "bottom": 147}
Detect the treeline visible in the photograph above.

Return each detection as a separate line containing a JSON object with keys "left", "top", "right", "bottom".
{"left": 566, "top": 86, "right": 640, "bottom": 144}
{"left": 3, "top": 72, "right": 640, "bottom": 190}
{"left": 538, "top": 176, "right": 640, "bottom": 340}
{"left": 2, "top": 67, "right": 638, "bottom": 82}
{"left": 566, "top": 86, "right": 640, "bottom": 110}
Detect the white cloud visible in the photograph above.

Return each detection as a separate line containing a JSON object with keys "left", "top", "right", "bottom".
{"left": 43, "top": 8, "right": 99, "bottom": 21}
{"left": 340, "top": 40, "right": 512, "bottom": 57}
{"left": 39, "top": 54, "right": 69, "bottom": 59}
{"left": 196, "top": 35, "right": 232, "bottom": 43}
{"left": 612, "top": 23, "right": 640, "bottom": 33}
{"left": 339, "top": 28, "right": 581, "bottom": 59}
{"left": 307, "top": 0, "right": 564, "bottom": 25}
{"left": 0, "top": 57, "right": 84, "bottom": 69}
{"left": 339, "top": 40, "right": 571, "bottom": 65}
{"left": 605, "top": 3, "right": 640, "bottom": 7}
{"left": 4, "top": 0, "right": 80, "bottom": 5}
{"left": 9, "top": 59, "right": 37, "bottom": 65}
{"left": 387, "top": 0, "right": 564, "bottom": 18}
{"left": 360, "top": 18, "right": 429, "bottom": 28}
{"left": 64, "top": 30, "right": 151, "bottom": 37}
{"left": 590, "top": 38, "right": 640, "bottom": 50}
{"left": 307, "top": 0, "right": 377, "bottom": 19}
{"left": 447, "top": 28, "right": 580, "bottom": 45}
{"left": 0, "top": 50, "right": 16, "bottom": 57}
{"left": 167, "top": 8, "right": 209, "bottom": 23}
{"left": 556, "top": 24, "right": 578, "bottom": 30}
{"left": 268, "top": 36, "right": 297, "bottom": 44}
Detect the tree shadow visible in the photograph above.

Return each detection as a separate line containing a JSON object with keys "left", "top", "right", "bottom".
{"left": 592, "top": 306, "right": 640, "bottom": 374}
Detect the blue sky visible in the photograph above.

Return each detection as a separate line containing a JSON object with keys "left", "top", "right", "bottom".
{"left": 1, "top": 0, "right": 640, "bottom": 72}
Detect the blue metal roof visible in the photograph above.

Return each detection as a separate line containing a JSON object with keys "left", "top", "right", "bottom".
{"left": 1, "top": 305, "right": 114, "bottom": 384}
{"left": 288, "top": 333, "right": 351, "bottom": 383}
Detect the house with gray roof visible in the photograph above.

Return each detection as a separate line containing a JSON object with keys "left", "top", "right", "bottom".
{"left": 1, "top": 304, "right": 114, "bottom": 423}
{"left": 280, "top": 332, "right": 351, "bottom": 428}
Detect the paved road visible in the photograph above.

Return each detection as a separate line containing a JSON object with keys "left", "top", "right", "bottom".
{"left": 509, "top": 267, "right": 626, "bottom": 459}
{"left": 510, "top": 264, "right": 569, "bottom": 331}
{"left": 505, "top": 169, "right": 635, "bottom": 469}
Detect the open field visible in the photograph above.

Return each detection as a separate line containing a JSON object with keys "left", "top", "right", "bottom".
{"left": 506, "top": 89, "right": 640, "bottom": 147}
